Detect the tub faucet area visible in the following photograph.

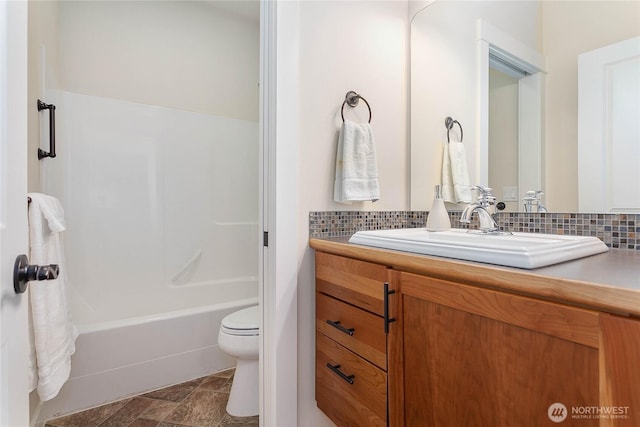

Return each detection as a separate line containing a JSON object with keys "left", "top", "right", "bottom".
{"left": 459, "top": 186, "right": 500, "bottom": 233}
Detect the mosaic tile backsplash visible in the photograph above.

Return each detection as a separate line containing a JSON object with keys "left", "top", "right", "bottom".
{"left": 309, "top": 211, "right": 640, "bottom": 250}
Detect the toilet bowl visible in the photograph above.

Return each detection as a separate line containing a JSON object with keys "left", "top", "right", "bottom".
{"left": 218, "top": 305, "right": 259, "bottom": 417}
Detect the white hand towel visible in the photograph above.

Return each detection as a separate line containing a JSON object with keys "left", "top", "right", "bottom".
{"left": 27, "top": 193, "right": 78, "bottom": 401}
{"left": 334, "top": 120, "right": 380, "bottom": 203}
{"left": 441, "top": 141, "right": 471, "bottom": 203}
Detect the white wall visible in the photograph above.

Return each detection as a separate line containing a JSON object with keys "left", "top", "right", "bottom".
{"left": 58, "top": 1, "right": 259, "bottom": 121}
{"left": 542, "top": 0, "right": 640, "bottom": 211}
{"left": 298, "top": 1, "right": 409, "bottom": 212}
{"left": 296, "top": 1, "right": 409, "bottom": 425}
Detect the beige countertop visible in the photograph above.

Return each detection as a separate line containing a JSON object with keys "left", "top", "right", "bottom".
{"left": 309, "top": 236, "right": 640, "bottom": 318}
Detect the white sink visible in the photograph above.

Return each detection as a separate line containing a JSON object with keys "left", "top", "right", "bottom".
{"left": 348, "top": 228, "right": 609, "bottom": 269}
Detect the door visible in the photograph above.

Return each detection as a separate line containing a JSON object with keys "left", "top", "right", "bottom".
{"left": 391, "top": 271, "right": 601, "bottom": 426}
{"left": 578, "top": 36, "right": 640, "bottom": 212}
{"left": 0, "top": 0, "right": 30, "bottom": 426}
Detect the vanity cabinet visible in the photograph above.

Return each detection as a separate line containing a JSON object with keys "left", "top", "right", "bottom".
{"left": 315, "top": 252, "right": 396, "bottom": 427}
{"left": 390, "top": 271, "right": 640, "bottom": 427}
{"left": 313, "top": 247, "right": 639, "bottom": 427}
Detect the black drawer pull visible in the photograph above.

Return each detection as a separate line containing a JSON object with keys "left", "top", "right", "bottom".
{"left": 326, "top": 320, "right": 355, "bottom": 336}
{"left": 326, "top": 363, "right": 355, "bottom": 385}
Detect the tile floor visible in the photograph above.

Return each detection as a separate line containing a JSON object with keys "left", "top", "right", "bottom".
{"left": 45, "top": 369, "right": 258, "bottom": 427}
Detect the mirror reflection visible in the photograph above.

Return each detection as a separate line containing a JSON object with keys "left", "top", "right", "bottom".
{"left": 410, "top": 0, "right": 640, "bottom": 213}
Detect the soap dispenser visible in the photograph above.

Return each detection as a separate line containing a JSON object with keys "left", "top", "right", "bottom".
{"left": 426, "top": 184, "right": 451, "bottom": 231}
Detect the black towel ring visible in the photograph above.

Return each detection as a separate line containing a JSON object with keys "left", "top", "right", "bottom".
{"left": 445, "top": 117, "right": 463, "bottom": 143}
{"left": 341, "top": 91, "right": 372, "bottom": 123}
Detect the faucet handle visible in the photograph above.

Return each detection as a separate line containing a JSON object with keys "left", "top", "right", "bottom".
{"left": 524, "top": 190, "right": 544, "bottom": 200}
{"left": 471, "top": 186, "right": 495, "bottom": 205}
{"left": 471, "top": 186, "right": 493, "bottom": 196}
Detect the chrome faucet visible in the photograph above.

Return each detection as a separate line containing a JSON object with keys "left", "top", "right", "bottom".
{"left": 523, "top": 190, "right": 548, "bottom": 213}
{"left": 459, "top": 186, "right": 500, "bottom": 233}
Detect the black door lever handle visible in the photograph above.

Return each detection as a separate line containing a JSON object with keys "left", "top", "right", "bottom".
{"left": 13, "top": 254, "right": 59, "bottom": 294}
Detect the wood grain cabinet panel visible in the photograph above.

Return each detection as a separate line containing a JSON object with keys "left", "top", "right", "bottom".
{"left": 315, "top": 253, "right": 394, "bottom": 427}
{"left": 313, "top": 249, "right": 640, "bottom": 427}
{"left": 401, "top": 295, "right": 599, "bottom": 426}
{"left": 390, "top": 271, "right": 639, "bottom": 427}
{"left": 316, "top": 333, "right": 387, "bottom": 427}
{"left": 317, "top": 292, "right": 387, "bottom": 369}
{"left": 599, "top": 314, "right": 640, "bottom": 427}
{"left": 316, "top": 251, "right": 389, "bottom": 316}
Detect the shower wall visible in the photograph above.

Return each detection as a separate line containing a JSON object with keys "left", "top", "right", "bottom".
{"left": 45, "top": 91, "right": 259, "bottom": 325}
{"left": 38, "top": 1, "right": 260, "bottom": 325}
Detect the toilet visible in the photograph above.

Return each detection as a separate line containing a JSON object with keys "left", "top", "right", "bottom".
{"left": 218, "top": 305, "right": 259, "bottom": 417}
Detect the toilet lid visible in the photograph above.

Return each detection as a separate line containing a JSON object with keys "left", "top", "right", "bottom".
{"left": 221, "top": 305, "right": 259, "bottom": 331}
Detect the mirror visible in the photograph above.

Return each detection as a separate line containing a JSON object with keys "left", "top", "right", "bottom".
{"left": 410, "top": 0, "right": 640, "bottom": 212}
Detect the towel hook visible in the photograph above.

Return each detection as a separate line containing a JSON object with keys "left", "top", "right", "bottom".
{"left": 341, "top": 91, "right": 372, "bottom": 123}
{"left": 445, "top": 117, "right": 463, "bottom": 143}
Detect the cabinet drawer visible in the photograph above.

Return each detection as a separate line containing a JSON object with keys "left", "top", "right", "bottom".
{"left": 316, "top": 333, "right": 387, "bottom": 427}
{"left": 316, "top": 252, "right": 389, "bottom": 315}
{"left": 317, "top": 292, "right": 387, "bottom": 369}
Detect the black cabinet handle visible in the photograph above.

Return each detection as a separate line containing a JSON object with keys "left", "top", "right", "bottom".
{"left": 384, "top": 282, "right": 396, "bottom": 334}
{"left": 326, "top": 319, "right": 354, "bottom": 336}
{"left": 326, "top": 363, "right": 355, "bottom": 385}
{"left": 37, "top": 99, "right": 56, "bottom": 160}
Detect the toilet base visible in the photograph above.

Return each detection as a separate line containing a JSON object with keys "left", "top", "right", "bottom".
{"left": 226, "top": 359, "right": 259, "bottom": 417}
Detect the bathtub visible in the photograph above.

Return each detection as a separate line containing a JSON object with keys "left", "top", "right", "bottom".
{"left": 36, "top": 282, "right": 258, "bottom": 424}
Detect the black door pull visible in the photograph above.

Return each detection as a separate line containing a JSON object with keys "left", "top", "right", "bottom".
{"left": 37, "top": 99, "right": 56, "bottom": 159}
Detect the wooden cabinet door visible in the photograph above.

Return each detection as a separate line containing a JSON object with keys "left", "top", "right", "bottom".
{"left": 599, "top": 314, "right": 640, "bottom": 427}
{"left": 391, "top": 271, "right": 601, "bottom": 427}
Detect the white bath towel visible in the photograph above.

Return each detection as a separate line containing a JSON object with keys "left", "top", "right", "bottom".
{"left": 441, "top": 141, "right": 472, "bottom": 203}
{"left": 27, "top": 193, "right": 78, "bottom": 401}
{"left": 334, "top": 120, "right": 380, "bottom": 203}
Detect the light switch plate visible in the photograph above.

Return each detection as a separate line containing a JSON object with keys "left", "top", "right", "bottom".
{"left": 503, "top": 186, "right": 518, "bottom": 201}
